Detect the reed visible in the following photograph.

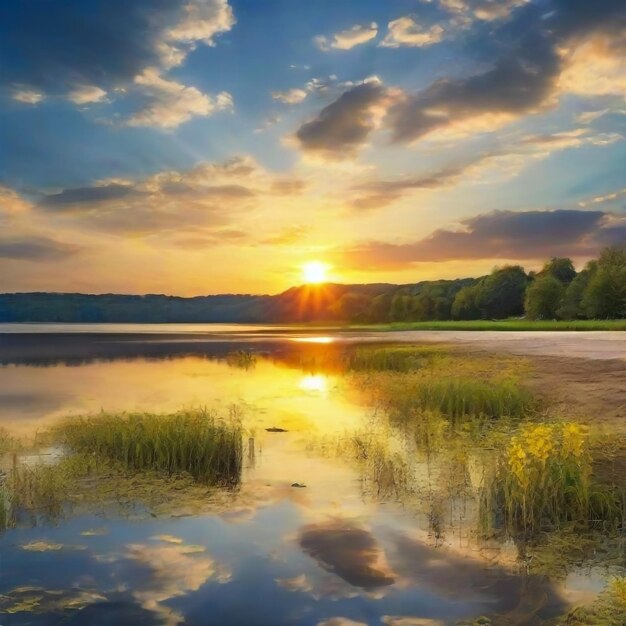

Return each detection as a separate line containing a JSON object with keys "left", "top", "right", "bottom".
{"left": 345, "top": 346, "right": 444, "bottom": 373}
{"left": 371, "top": 374, "right": 535, "bottom": 423}
{"left": 53, "top": 408, "right": 243, "bottom": 486}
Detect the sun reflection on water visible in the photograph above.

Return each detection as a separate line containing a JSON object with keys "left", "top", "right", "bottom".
{"left": 298, "top": 374, "right": 328, "bottom": 394}
{"left": 291, "top": 336, "right": 335, "bottom": 344}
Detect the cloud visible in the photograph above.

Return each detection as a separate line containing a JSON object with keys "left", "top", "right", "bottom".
{"left": 0, "top": 236, "right": 81, "bottom": 261}
{"left": 380, "top": 17, "right": 445, "bottom": 48}
{"left": 39, "top": 183, "right": 144, "bottom": 211}
{"left": 558, "top": 35, "right": 626, "bottom": 101}
{"left": 439, "top": 0, "right": 530, "bottom": 22}
{"left": 385, "top": 0, "right": 626, "bottom": 143}
{"left": 337, "top": 209, "right": 623, "bottom": 269}
{"left": 347, "top": 127, "right": 623, "bottom": 210}
{"left": 33, "top": 156, "right": 299, "bottom": 237}
{"left": 0, "top": 0, "right": 235, "bottom": 124}
{"left": 126, "top": 69, "right": 233, "bottom": 129}
{"left": 349, "top": 162, "right": 475, "bottom": 210}
{"left": 271, "top": 88, "right": 308, "bottom": 104}
{"left": 11, "top": 87, "right": 45, "bottom": 104}
{"left": 315, "top": 23, "right": 378, "bottom": 51}
{"left": 387, "top": 32, "right": 560, "bottom": 143}
{"left": 165, "top": 0, "right": 234, "bottom": 46}
{"left": 293, "top": 79, "right": 393, "bottom": 159}
{"left": 66, "top": 85, "right": 108, "bottom": 105}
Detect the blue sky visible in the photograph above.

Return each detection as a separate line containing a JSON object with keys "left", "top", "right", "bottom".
{"left": 0, "top": 0, "right": 625, "bottom": 294}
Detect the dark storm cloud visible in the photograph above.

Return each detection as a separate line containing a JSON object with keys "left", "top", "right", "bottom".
{"left": 0, "top": 0, "right": 183, "bottom": 95}
{"left": 294, "top": 81, "right": 389, "bottom": 158}
{"left": 0, "top": 237, "right": 81, "bottom": 261}
{"left": 38, "top": 184, "right": 144, "bottom": 210}
{"left": 338, "top": 210, "right": 619, "bottom": 269}
{"left": 386, "top": 0, "right": 626, "bottom": 143}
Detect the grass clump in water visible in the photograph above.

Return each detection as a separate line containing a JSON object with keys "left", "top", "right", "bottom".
{"left": 411, "top": 377, "right": 534, "bottom": 421}
{"left": 345, "top": 346, "right": 444, "bottom": 373}
{"left": 54, "top": 408, "right": 243, "bottom": 486}
{"left": 481, "top": 422, "right": 624, "bottom": 535}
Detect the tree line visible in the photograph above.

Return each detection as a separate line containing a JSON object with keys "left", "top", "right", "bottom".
{"left": 328, "top": 245, "right": 626, "bottom": 323}
{"left": 0, "top": 245, "right": 623, "bottom": 323}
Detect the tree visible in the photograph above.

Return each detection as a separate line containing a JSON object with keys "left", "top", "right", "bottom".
{"left": 477, "top": 266, "right": 528, "bottom": 319}
{"left": 558, "top": 262, "right": 595, "bottom": 319}
{"left": 452, "top": 285, "right": 481, "bottom": 320}
{"left": 582, "top": 246, "right": 626, "bottom": 318}
{"left": 540, "top": 257, "right": 577, "bottom": 284}
{"left": 525, "top": 275, "right": 565, "bottom": 320}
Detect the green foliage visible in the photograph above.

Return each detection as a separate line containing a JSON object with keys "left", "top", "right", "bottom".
{"left": 540, "top": 257, "right": 577, "bottom": 284}
{"left": 452, "top": 285, "right": 481, "bottom": 320}
{"left": 53, "top": 408, "right": 243, "bottom": 485}
{"left": 558, "top": 264, "right": 594, "bottom": 319}
{"left": 476, "top": 265, "right": 529, "bottom": 319}
{"left": 582, "top": 246, "right": 626, "bottom": 319}
{"left": 525, "top": 275, "right": 565, "bottom": 320}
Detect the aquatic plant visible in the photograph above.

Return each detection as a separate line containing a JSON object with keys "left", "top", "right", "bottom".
{"left": 482, "top": 422, "right": 624, "bottom": 535}
{"left": 373, "top": 374, "right": 535, "bottom": 424}
{"left": 412, "top": 377, "right": 534, "bottom": 421}
{"left": 53, "top": 408, "right": 243, "bottom": 486}
{"left": 350, "top": 429, "right": 411, "bottom": 497}
{"left": 345, "top": 346, "right": 444, "bottom": 373}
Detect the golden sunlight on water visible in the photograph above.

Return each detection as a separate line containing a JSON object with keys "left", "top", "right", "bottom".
{"left": 298, "top": 374, "right": 329, "bottom": 395}
{"left": 290, "top": 336, "right": 335, "bottom": 344}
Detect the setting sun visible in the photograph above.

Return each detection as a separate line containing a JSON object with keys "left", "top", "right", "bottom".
{"left": 302, "top": 261, "right": 329, "bottom": 284}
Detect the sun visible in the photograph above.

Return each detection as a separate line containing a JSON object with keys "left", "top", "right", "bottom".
{"left": 302, "top": 261, "right": 329, "bottom": 284}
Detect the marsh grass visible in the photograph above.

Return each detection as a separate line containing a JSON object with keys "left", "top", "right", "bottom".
{"left": 345, "top": 345, "right": 446, "bottom": 373}
{"left": 53, "top": 408, "right": 243, "bottom": 486}
{"left": 365, "top": 372, "right": 535, "bottom": 427}
{"left": 481, "top": 422, "right": 624, "bottom": 536}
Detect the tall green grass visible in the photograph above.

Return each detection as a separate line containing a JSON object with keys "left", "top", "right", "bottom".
{"left": 411, "top": 377, "right": 534, "bottom": 421}
{"left": 375, "top": 375, "right": 535, "bottom": 423}
{"left": 345, "top": 346, "right": 443, "bottom": 373}
{"left": 54, "top": 408, "right": 243, "bottom": 486}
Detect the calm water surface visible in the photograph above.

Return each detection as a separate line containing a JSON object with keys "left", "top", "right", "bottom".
{"left": 0, "top": 327, "right": 616, "bottom": 625}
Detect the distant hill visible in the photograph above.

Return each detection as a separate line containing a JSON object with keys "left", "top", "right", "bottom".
{"left": 0, "top": 279, "right": 475, "bottom": 323}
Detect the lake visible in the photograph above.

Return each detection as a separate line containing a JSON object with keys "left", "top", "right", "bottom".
{"left": 0, "top": 326, "right": 624, "bottom": 625}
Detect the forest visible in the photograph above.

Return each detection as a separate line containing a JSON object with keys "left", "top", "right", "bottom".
{"left": 1, "top": 246, "right": 624, "bottom": 324}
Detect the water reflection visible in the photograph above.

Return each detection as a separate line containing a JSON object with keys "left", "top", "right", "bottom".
{"left": 298, "top": 374, "right": 329, "bottom": 395}
{"left": 0, "top": 334, "right": 618, "bottom": 625}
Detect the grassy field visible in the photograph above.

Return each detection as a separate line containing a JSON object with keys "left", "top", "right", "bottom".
{"left": 348, "top": 319, "right": 626, "bottom": 331}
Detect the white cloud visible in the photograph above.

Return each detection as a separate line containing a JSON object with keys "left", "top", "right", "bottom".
{"left": 271, "top": 88, "right": 308, "bottom": 104}
{"left": 166, "top": 0, "right": 235, "bottom": 45}
{"left": 315, "top": 23, "right": 378, "bottom": 51}
{"left": 559, "top": 36, "right": 626, "bottom": 101}
{"left": 126, "top": 69, "right": 232, "bottom": 129}
{"left": 380, "top": 17, "right": 445, "bottom": 48}
{"left": 11, "top": 87, "right": 45, "bottom": 104}
{"left": 66, "top": 85, "right": 108, "bottom": 105}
